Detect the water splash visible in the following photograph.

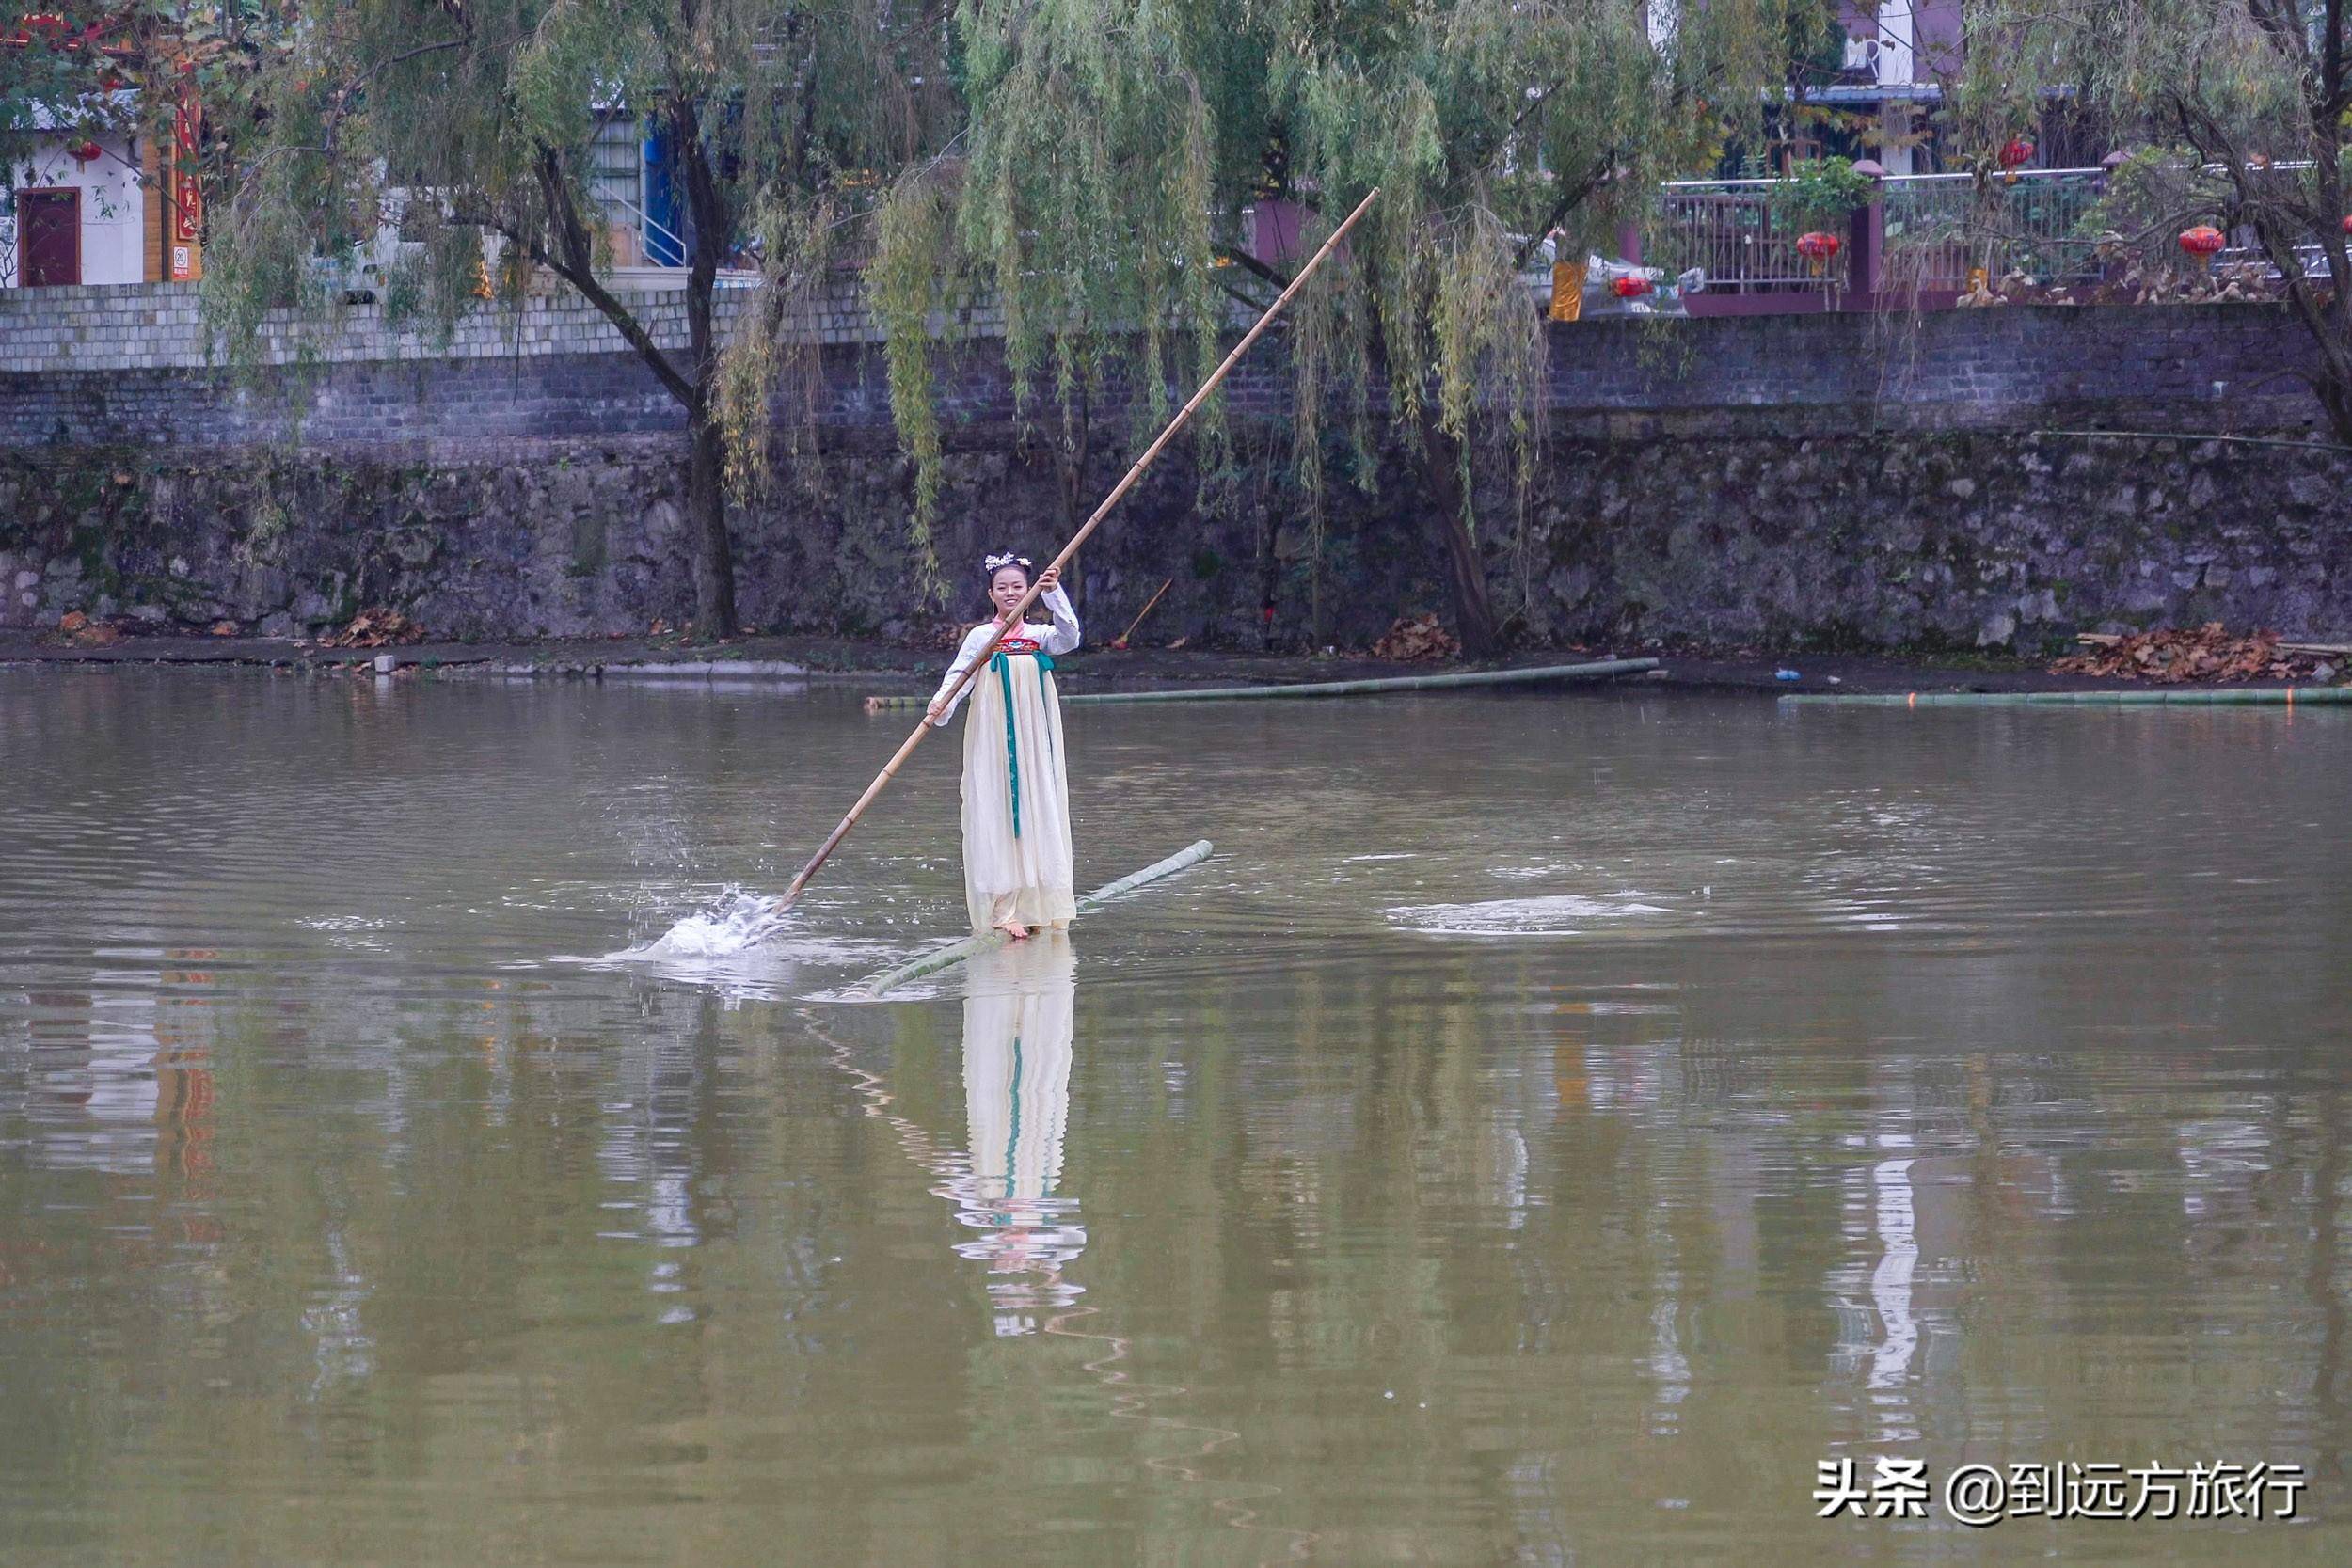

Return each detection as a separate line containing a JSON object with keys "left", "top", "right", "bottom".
{"left": 619, "top": 888, "right": 788, "bottom": 959}
{"left": 565, "top": 889, "right": 910, "bottom": 1005}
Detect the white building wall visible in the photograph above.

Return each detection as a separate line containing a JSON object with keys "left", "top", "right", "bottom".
{"left": 3, "top": 131, "right": 147, "bottom": 289}
{"left": 1876, "top": 1, "right": 1916, "bottom": 89}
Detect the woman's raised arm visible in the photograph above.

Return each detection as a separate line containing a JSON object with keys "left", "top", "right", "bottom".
{"left": 1039, "top": 583, "right": 1081, "bottom": 655}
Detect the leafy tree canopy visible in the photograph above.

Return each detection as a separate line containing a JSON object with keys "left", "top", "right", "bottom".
{"left": 879, "top": 0, "right": 1836, "bottom": 651}
{"left": 1960, "top": 1, "right": 2352, "bottom": 436}
{"left": 3, "top": 4, "right": 278, "bottom": 183}
{"left": 208, "top": 0, "right": 1836, "bottom": 645}
{"left": 210, "top": 1, "right": 961, "bottom": 631}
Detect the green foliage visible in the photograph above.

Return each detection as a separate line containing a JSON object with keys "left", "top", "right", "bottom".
{"left": 3, "top": 5, "right": 283, "bottom": 236}
{"left": 1961, "top": 2, "right": 2352, "bottom": 431}
{"left": 1766, "top": 156, "right": 1874, "bottom": 231}
{"left": 864, "top": 0, "right": 1834, "bottom": 628}
{"left": 205, "top": 0, "right": 1836, "bottom": 626}
{"left": 867, "top": 174, "right": 958, "bottom": 600}
{"left": 207, "top": 2, "right": 961, "bottom": 626}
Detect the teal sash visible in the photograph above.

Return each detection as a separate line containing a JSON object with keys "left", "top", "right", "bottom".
{"left": 989, "top": 648, "right": 1055, "bottom": 839}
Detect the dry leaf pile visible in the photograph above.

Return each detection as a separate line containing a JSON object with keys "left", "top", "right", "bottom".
{"left": 56, "top": 610, "right": 121, "bottom": 647}
{"left": 1372, "top": 612, "right": 1459, "bottom": 662}
{"left": 317, "top": 608, "right": 428, "bottom": 649}
{"left": 2051, "top": 623, "right": 2334, "bottom": 684}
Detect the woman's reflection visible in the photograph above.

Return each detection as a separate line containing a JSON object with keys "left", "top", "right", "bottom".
{"left": 947, "top": 932, "right": 1084, "bottom": 1337}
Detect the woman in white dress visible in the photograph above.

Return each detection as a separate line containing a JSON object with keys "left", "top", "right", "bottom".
{"left": 925, "top": 551, "right": 1081, "bottom": 939}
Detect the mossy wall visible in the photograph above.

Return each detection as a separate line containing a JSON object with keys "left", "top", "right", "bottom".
{"left": 4, "top": 303, "right": 2344, "bottom": 649}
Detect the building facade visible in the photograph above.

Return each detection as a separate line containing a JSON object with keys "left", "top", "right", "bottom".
{"left": 4, "top": 12, "right": 202, "bottom": 290}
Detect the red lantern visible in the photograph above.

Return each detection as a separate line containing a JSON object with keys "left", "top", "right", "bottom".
{"left": 69, "top": 139, "right": 103, "bottom": 165}
{"left": 2178, "top": 225, "right": 2227, "bottom": 258}
{"left": 1998, "top": 137, "right": 2035, "bottom": 170}
{"left": 1611, "top": 275, "right": 1651, "bottom": 299}
{"left": 1795, "top": 230, "right": 1843, "bottom": 264}
{"left": 2341, "top": 214, "right": 2352, "bottom": 235}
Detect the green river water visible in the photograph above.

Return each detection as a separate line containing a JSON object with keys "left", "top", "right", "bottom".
{"left": 3, "top": 667, "right": 2349, "bottom": 1563}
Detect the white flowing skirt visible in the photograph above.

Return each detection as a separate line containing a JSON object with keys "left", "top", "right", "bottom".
{"left": 960, "top": 652, "right": 1076, "bottom": 934}
{"left": 961, "top": 935, "right": 1078, "bottom": 1204}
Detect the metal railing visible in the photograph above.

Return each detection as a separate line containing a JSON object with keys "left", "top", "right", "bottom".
{"left": 1879, "top": 168, "right": 2106, "bottom": 291}
{"left": 1652, "top": 177, "right": 1851, "bottom": 293}
{"left": 600, "top": 190, "right": 690, "bottom": 268}
{"left": 1651, "top": 168, "right": 2111, "bottom": 294}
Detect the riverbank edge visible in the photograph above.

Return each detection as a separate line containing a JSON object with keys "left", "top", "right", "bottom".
{"left": 5, "top": 630, "right": 2327, "bottom": 698}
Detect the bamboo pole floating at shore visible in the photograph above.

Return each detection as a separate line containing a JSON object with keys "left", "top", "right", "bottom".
{"left": 1782, "top": 687, "right": 2352, "bottom": 706}
{"left": 1110, "top": 578, "right": 1174, "bottom": 649}
{"left": 863, "top": 657, "right": 1660, "bottom": 710}
{"left": 858, "top": 839, "right": 1215, "bottom": 996}
{"left": 776, "top": 187, "right": 1382, "bottom": 914}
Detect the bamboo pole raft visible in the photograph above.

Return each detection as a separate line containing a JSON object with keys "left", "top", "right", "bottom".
{"left": 1782, "top": 687, "right": 2352, "bottom": 706}
{"left": 857, "top": 839, "right": 1215, "bottom": 997}
{"left": 865, "top": 657, "right": 1659, "bottom": 712}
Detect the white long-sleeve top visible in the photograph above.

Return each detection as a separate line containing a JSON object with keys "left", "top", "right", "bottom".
{"left": 929, "top": 584, "right": 1081, "bottom": 725}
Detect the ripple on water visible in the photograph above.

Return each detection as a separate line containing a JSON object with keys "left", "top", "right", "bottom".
{"left": 1384, "top": 893, "right": 1676, "bottom": 938}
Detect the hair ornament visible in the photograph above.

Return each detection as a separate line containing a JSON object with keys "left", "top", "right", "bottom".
{"left": 983, "top": 551, "right": 1032, "bottom": 573}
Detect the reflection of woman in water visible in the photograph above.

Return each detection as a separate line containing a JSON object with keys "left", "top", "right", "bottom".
{"left": 947, "top": 932, "right": 1083, "bottom": 1336}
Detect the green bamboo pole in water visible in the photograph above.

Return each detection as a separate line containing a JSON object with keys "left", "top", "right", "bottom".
{"left": 1782, "top": 687, "right": 2352, "bottom": 706}
{"left": 858, "top": 839, "right": 1215, "bottom": 996}
{"left": 865, "top": 657, "right": 1659, "bottom": 711}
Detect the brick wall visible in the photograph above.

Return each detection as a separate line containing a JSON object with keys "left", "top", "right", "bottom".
{"left": 0, "top": 275, "right": 897, "bottom": 375}
{"left": 0, "top": 281, "right": 2325, "bottom": 451}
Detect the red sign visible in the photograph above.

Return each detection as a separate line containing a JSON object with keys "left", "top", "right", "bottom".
{"left": 171, "top": 79, "right": 199, "bottom": 245}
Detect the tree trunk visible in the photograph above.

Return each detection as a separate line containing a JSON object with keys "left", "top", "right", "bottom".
{"left": 2312, "top": 358, "right": 2352, "bottom": 447}
{"left": 686, "top": 402, "right": 739, "bottom": 636}
{"left": 1408, "top": 403, "right": 1504, "bottom": 658}
{"left": 2323, "top": 390, "right": 2352, "bottom": 445}
{"left": 675, "top": 99, "right": 739, "bottom": 637}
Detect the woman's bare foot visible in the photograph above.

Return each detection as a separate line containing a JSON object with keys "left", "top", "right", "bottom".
{"left": 992, "top": 917, "right": 1030, "bottom": 942}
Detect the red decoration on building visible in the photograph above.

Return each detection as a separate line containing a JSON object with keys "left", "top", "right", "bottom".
{"left": 1998, "top": 138, "right": 2035, "bottom": 170}
{"left": 1795, "top": 231, "right": 1843, "bottom": 261}
{"left": 171, "top": 71, "right": 201, "bottom": 248}
{"left": 2178, "top": 226, "right": 2227, "bottom": 257}
{"left": 2341, "top": 214, "right": 2352, "bottom": 235}
{"left": 69, "top": 138, "right": 103, "bottom": 165}
{"left": 1611, "top": 275, "right": 1651, "bottom": 299}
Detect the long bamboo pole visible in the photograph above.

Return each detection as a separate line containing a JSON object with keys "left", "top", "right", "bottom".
{"left": 776, "top": 187, "right": 1381, "bottom": 911}
{"left": 861, "top": 656, "right": 1661, "bottom": 709}
{"left": 1783, "top": 686, "right": 2352, "bottom": 705}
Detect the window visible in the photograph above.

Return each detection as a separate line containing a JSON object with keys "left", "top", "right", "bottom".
{"left": 589, "top": 117, "right": 642, "bottom": 221}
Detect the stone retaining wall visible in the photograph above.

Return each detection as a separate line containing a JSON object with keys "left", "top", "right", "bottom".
{"left": 2, "top": 293, "right": 2344, "bottom": 650}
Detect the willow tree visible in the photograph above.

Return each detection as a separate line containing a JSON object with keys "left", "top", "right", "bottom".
{"left": 1961, "top": 1, "right": 2352, "bottom": 439}
{"left": 208, "top": 0, "right": 958, "bottom": 636}
{"left": 873, "top": 0, "right": 1832, "bottom": 656}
